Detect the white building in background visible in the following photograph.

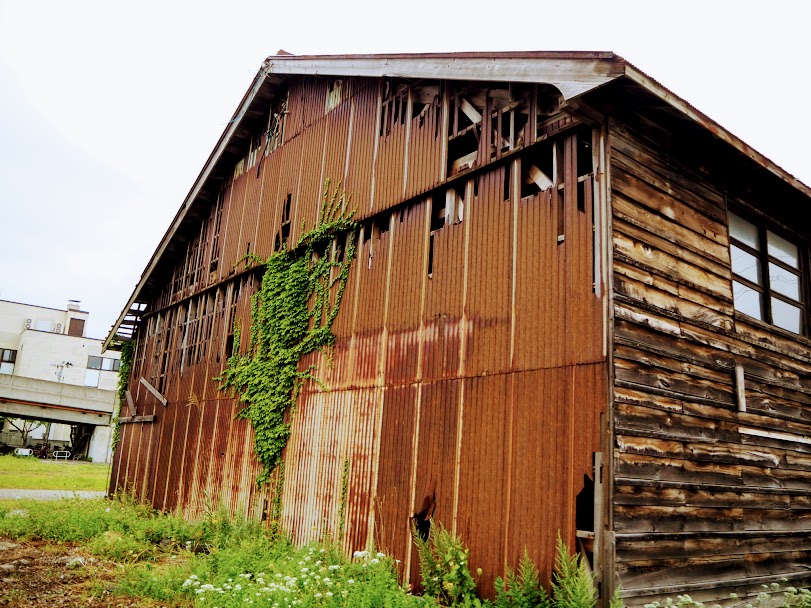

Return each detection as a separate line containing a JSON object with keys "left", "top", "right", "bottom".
{"left": 0, "top": 299, "right": 119, "bottom": 462}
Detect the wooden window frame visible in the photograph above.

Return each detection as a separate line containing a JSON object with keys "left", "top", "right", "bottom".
{"left": 728, "top": 208, "right": 807, "bottom": 335}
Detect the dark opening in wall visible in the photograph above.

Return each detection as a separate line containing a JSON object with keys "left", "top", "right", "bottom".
{"left": 275, "top": 194, "right": 293, "bottom": 251}
{"left": 520, "top": 140, "right": 554, "bottom": 199}
{"left": 427, "top": 193, "right": 446, "bottom": 278}
{"left": 412, "top": 82, "right": 439, "bottom": 122}
{"left": 447, "top": 88, "right": 484, "bottom": 175}
{"left": 224, "top": 334, "right": 235, "bottom": 359}
{"left": 575, "top": 473, "right": 594, "bottom": 533}
{"left": 575, "top": 472, "right": 595, "bottom": 572}
{"left": 576, "top": 126, "right": 593, "bottom": 214}
{"left": 412, "top": 490, "right": 436, "bottom": 541}
{"left": 379, "top": 80, "right": 409, "bottom": 137}
{"left": 377, "top": 210, "right": 391, "bottom": 237}
{"left": 555, "top": 142, "right": 565, "bottom": 243}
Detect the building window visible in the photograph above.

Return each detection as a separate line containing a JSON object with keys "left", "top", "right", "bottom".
{"left": 0, "top": 349, "right": 16, "bottom": 375}
{"left": 87, "top": 355, "right": 121, "bottom": 372}
{"left": 728, "top": 210, "right": 805, "bottom": 334}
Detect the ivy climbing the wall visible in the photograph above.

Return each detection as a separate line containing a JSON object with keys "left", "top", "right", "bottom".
{"left": 217, "top": 181, "right": 357, "bottom": 486}
{"left": 112, "top": 338, "right": 136, "bottom": 454}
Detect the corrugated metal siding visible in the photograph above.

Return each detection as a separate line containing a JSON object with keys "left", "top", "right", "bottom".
{"left": 111, "top": 73, "right": 609, "bottom": 595}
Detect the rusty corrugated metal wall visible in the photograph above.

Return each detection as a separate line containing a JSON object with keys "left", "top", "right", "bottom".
{"left": 111, "top": 74, "right": 608, "bottom": 590}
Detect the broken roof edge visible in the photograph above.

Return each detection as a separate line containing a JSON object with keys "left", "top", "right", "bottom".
{"left": 621, "top": 60, "right": 811, "bottom": 200}
{"left": 265, "top": 51, "right": 625, "bottom": 99}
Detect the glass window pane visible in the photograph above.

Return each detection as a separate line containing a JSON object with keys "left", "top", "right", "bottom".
{"left": 769, "top": 262, "right": 801, "bottom": 300}
{"left": 0, "top": 362, "right": 13, "bottom": 375}
{"left": 84, "top": 369, "right": 100, "bottom": 387}
{"left": 101, "top": 358, "right": 114, "bottom": 371}
{"left": 733, "top": 281, "right": 763, "bottom": 320}
{"left": 87, "top": 356, "right": 102, "bottom": 370}
{"left": 113, "top": 359, "right": 121, "bottom": 371}
{"left": 767, "top": 231, "right": 799, "bottom": 268}
{"left": 729, "top": 212, "right": 759, "bottom": 249}
{"left": 731, "top": 245, "right": 762, "bottom": 285}
{"left": 771, "top": 298, "right": 802, "bottom": 334}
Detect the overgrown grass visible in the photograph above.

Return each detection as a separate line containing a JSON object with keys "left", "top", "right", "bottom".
{"left": 5, "top": 498, "right": 807, "bottom": 608}
{"left": 0, "top": 496, "right": 435, "bottom": 607}
{"left": 0, "top": 454, "right": 109, "bottom": 490}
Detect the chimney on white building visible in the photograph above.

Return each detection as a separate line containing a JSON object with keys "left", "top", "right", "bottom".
{"left": 67, "top": 300, "right": 81, "bottom": 312}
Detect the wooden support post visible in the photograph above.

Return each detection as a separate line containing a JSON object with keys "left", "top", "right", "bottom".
{"left": 124, "top": 389, "right": 136, "bottom": 417}
{"left": 139, "top": 377, "right": 168, "bottom": 407}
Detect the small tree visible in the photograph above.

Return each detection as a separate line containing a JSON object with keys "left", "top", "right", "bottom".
{"left": 4, "top": 418, "right": 46, "bottom": 446}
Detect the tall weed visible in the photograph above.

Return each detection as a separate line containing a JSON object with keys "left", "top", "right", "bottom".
{"left": 412, "top": 520, "right": 482, "bottom": 607}
{"left": 493, "top": 549, "right": 551, "bottom": 608}
{"left": 551, "top": 534, "right": 597, "bottom": 608}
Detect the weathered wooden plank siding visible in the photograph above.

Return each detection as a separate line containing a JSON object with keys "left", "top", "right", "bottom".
{"left": 609, "top": 119, "right": 811, "bottom": 603}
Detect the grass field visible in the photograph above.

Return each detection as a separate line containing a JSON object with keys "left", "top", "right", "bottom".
{"left": 0, "top": 455, "right": 109, "bottom": 491}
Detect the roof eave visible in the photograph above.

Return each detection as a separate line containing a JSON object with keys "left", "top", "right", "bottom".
{"left": 265, "top": 52, "right": 625, "bottom": 99}
{"left": 622, "top": 62, "right": 811, "bottom": 199}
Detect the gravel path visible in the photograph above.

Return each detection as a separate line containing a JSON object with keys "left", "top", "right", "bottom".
{"left": 0, "top": 489, "right": 106, "bottom": 500}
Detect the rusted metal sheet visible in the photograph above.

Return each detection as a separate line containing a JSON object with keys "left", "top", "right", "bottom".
{"left": 282, "top": 387, "right": 380, "bottom": 554}
{"left": 384, "top": 201, "right": 429, "bottom": 385}
{"left": 110, "top": 70, "right": 610, "bottom": 598}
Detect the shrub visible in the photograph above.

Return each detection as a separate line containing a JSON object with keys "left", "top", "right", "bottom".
{"left": 551, "top": 534, "right": 597, "bottom": 608}
{"left": 412, "top": 519, "right": 482, "bottom": 607}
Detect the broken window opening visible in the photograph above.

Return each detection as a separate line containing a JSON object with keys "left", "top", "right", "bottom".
{"left": 575, "top": 472, "right": 595, "bottom": 572}
{"left": 359, "top": 220, "right": 374, "bottom": 269}
{"left": 520, "top": 140, "right": 554, "bottom": 199}
{"left": 224, "top": 280, "right": 241, "bottom": 359}
{"left": 379, "top": 80, "right": 409, "bottom": 137}
{"left": 576, "top": 126, "right": 594, "bottom": 214}
{"left": 265, "top": 92, "right": 289, "bottom": 156}
{"left": 489, "top": 85, "right": 530, "bottom": 161}
{"left": 446, "top": 185, "right": 465, "bottom": 225}
{"left": 535, "top": 83, "right": 565, "bottom": 140}
{"left": 333, "top": 238, "right": 345, "bottom": 264}
{"left": 377, "top": 211, "right": 392, "bottom": 237}
{"left": 447, "top": 88, "right": 485, "bottom": 175}
{"left": 411, "top": 82, "right": 439, "bottom": 130}
{"left": 555, "top": 141, "right": 565, "bottom": 244}
{"left": 275, "top": 194, "right": 293, "bottom": 251}
{"left": 427, "top": 194, "right": 445, "bottom": 278}
{"left": 209, "top": 190, "right": 225, "bottom": 274}
{"left": 325, "top": 79, "right": 343, "bottom": 113}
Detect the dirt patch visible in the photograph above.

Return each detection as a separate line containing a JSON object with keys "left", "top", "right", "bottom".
{"left": 0, "top": 536, "right": 163, "bottom": 607}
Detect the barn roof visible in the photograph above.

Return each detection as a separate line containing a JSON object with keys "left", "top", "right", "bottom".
{"left": 104, "top": 51, "right": 811, "bottom": 348}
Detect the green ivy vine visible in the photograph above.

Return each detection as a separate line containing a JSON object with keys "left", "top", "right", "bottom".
{"left": 217, "top": 181, "right": 357, "bottom": 486}
{"left": 112, "top": 339, "right": 136, "bottom": 454}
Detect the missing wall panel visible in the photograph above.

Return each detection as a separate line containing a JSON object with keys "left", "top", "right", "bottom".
{"left": 520, "top": 140, "right": 554, "bottom": 199}
{"left": 274, "top": 193, "right": 293, "bottom": 251}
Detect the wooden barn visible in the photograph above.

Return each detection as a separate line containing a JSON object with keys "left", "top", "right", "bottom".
{"left": 105, "top": 52, "right": 811, "bottom": 604}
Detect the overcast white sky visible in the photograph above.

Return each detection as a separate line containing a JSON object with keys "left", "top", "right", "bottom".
{"left": 0, "top": 0, "right": 809, "bottom": 340}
